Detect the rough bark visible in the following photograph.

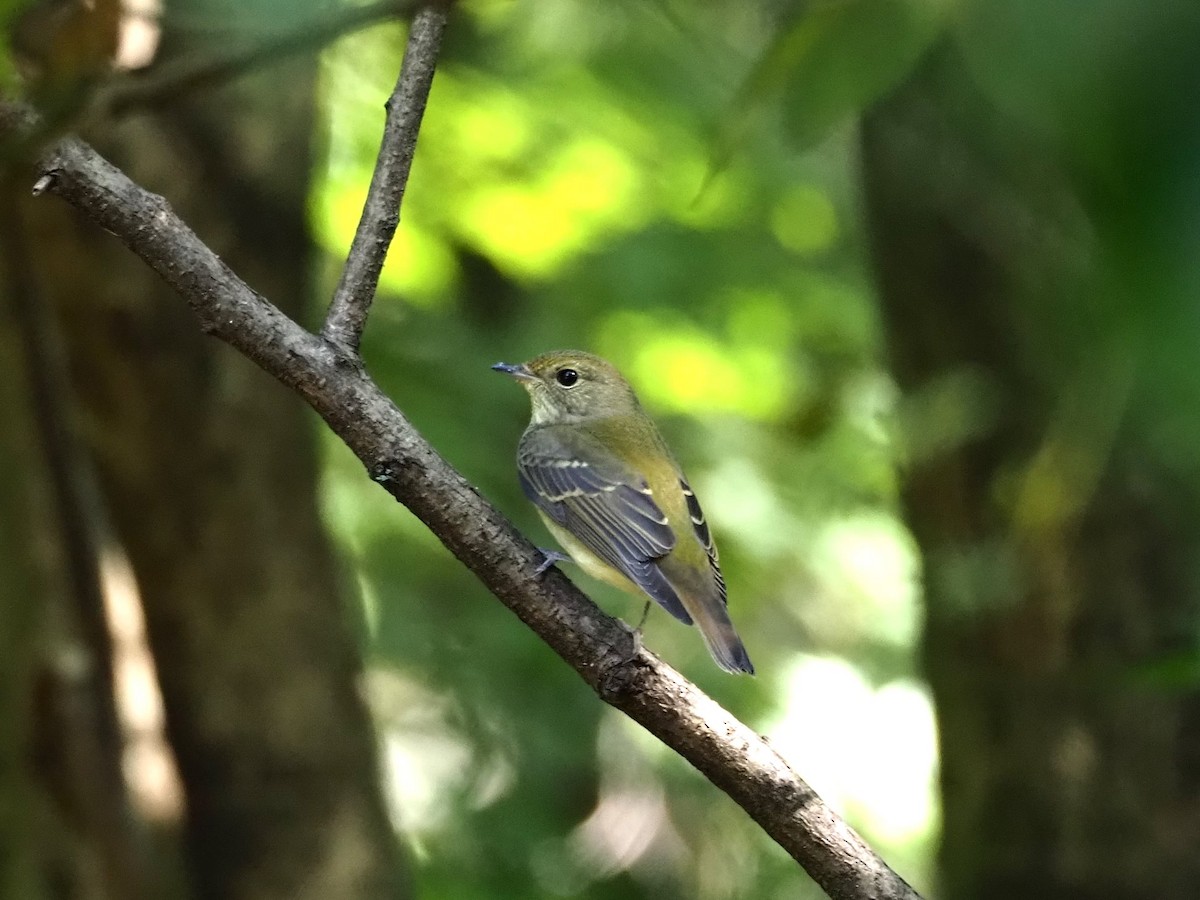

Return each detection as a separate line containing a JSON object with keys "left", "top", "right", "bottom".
{"left": 863, "top": 44, "right": 1200, "bottom": 900}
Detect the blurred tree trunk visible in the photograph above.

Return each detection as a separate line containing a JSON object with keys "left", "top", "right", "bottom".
{"left": 863, "top": 42, "right": 1200, "bottom": 900}
{"left": 20, "top": 2, "right": 405, "bottom": 898}
{"left": 0, "top": 237, "right": 59, "bottom": 900}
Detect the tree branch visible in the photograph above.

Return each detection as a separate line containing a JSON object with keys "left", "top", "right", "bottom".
{"left": 2, "top": 3, "right": 922, "bottom": 880}
{"left": 322, "top": 3, "right": 448, "bottom": 351}
{"left": 0, "top": 113, "right": 925, "bottom": 900}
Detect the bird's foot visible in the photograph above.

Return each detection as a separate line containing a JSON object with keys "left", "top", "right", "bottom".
{"left": 617, "top": 601, "right": 651, "bottom": 662}
{"left": 533, "top": 549, "right": 571, "bottom": 577}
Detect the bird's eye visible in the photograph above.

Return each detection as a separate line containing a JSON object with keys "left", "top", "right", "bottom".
{"left": 555, "top": 368, "right": 579, "bottom": 387}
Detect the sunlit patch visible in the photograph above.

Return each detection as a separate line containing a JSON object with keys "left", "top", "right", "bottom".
{"left": 456, "top": 99, "right": 532, "bottom": 162}
{"left": 770, "top": 183, "right": 839, "bottom": 254}
{"left": 378, "top": 222, "right": 460, "bottom": 305}
{"left": 551, "top": 138, "right": 640, "bottom": 218}
{"left": 766, "top": 655, "right": 938, "bottom": 847}
{"left": 117, "top": 0, "right": 161, "bottom": 71}
{"left": 369, "top": 669, "right": 515, "bottom": 843}
{"left": 633, "top": 336, "right": 744, "bottom": 409}
{"left": 898, "top": 366, "right": 1001, "bottom": 464}
{"left": 597, "top": 314, "right": 793, "bottom": 419}
{"left": 840, "top": 369, "right": 899, "bottom": 445}
{"left": 315, "top": 182, "right": 366, "bottom": 251}
{"left": 698, "top": 457, "right": 798, "bottom": 558}
{"left": 809, "top": 512, "right": 920, "bottom": 646}
{"left": 382, "top": 726, "right": 469, "bottom": 845}
{"left": 357, "top": 573, "right": 381, "bottom": 642}
{"left": 456, "top": 137, "right": 644, "bottom": 278}
{"left": 725, "top": 291, "right": 794, "bottom": 350}
{"left": 570, "top": 786, "right": 672, "bottom": 877}
{"left": 101, "top": 547, "right": 184, "bottom": 824}
{"left": 318, "top": 53, "right": 662, "bottom": 285}
{"left": 312, "top": 182, "right": 458, "bottom": 305}
{"left": 460, "top": 186, "right": 579, "bottom": 277}
{"left": 534, "top": 711, "right": 687, "bottom": 894}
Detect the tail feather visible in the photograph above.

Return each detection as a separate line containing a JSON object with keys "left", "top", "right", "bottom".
{"left": 657, "top": 554, "right": 754, "bottom": 674}
{"left": 692, "top": 600, "right": 754, "bottom": 675}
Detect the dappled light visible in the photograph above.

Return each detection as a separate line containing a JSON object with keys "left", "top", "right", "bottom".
{"left": 767, "top": 657, "right": 937, "bottom": 848}
{"left": 311, "top": 3, "right": 928, "bottom": 896}
{"left": 6, "top": 0, "right": 1200, "bottom": 896}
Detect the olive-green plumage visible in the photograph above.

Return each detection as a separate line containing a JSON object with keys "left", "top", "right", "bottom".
{"left": 493, "top": 350, "right": 754, "bottom": 675}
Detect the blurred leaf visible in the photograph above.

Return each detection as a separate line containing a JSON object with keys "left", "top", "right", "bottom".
{"left": 1132, "top": 649, "right": 1200, "bottom": 690}
{"left": 314, "top": 2, "right": 933, "bottom": 896}
{"left": 718, "top": 0, "right": 948, "bottom": 158}
{"left": 9, "top": 0, "right": 119, "bottom": 85}
{"left": 777, "top": 0, "right": 947, "bottom": 148}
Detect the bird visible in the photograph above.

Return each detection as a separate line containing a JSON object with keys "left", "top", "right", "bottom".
{"left": 493, "top": 350, "right": 754, "bottom": 674}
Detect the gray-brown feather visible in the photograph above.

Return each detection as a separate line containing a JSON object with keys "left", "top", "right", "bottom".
{"left": 517, "top": 426, "right": 693, "bottom": 624}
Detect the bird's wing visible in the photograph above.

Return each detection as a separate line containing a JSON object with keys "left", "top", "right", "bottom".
{"left": 681, "top": 477, "right": 727, "bottom": 606}
{"left": 517, "top": 426, "right": 692, "bottom": 624}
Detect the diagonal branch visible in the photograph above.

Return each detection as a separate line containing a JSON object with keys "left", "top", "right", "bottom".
{"left": 3, "top": 98, "right": 924, "bottom": 899}
{"left": 4, "top": 6, "right": 920, "bottom": 889}
{"left": 322, "top": 3, "right": 448, "bottom": 352}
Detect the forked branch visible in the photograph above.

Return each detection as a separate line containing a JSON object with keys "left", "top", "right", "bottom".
{"left": 0, "top": 6, "right": 922, "bottom": 897}
{"left": 323, "top": 3, "right": 448, "bottom": 352}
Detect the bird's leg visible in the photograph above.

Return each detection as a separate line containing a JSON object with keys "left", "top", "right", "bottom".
{"left": 632, "top": 599, "right": 651, "bottom": 633}
{"left": 533, "top": 549, "right": 572, "bottom": 576}
{"left": 617, "top": 600, "right": 651, "bottom": 661}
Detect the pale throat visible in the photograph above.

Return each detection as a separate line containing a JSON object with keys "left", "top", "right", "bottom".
{"left": 527, "top": 391, "right": 584, "bottom": 426}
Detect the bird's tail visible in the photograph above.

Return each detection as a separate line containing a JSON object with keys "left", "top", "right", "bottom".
{"left": 691, "top": 598, "right": 754, "bottom": 675}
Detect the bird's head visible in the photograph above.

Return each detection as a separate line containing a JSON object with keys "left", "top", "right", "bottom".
{"left": 492, "top": 350, "right": 640, "bottom": 425}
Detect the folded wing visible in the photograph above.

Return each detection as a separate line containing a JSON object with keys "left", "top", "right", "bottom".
{"left": 517, "top": 427, "right": 692, "bottom": 624}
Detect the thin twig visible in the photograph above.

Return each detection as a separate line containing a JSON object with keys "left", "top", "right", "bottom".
{"left": 322, "top": 3, "right": 448, "bottom": 352}
{"left": 5, "top": 102, "right": 924, "bottom": 900}
{"left": 103, "top": 0, "right": 419, "bottom": 116}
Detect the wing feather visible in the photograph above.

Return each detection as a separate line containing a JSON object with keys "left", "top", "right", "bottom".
{"left": 517, "top": 427, "right": 692, "bottom": 624}
{"left": 681, "top": 478, "right": 727, "bottom": 607}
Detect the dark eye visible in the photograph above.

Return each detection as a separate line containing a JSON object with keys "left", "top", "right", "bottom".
{"left": 555, "top": 368, "right": 579, "bottom": 387}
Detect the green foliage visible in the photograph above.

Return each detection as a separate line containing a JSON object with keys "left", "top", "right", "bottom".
{"left": 0, "top": 0, "right": 25, "bottom": 93}
{"left": 312, "top": 0, "right": 957, "bottom": 897}
{"left": 769, "top": 0, "right": 949, "bottom": 149}
{"left": 712, "top": 0, "right": 950, "bottom": 165}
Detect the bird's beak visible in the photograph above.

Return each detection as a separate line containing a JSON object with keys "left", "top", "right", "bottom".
{"left": 492, "top": 361, "right": 536, "bottom": 381}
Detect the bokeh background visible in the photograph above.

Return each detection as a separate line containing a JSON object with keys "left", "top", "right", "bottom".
{"left": 3, "top": 0, "right": 1200, "bottom": 898}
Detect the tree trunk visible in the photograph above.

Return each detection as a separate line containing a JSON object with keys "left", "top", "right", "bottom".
{"left": 862, "top": 43, "right": 1200, "bottom": 900}
{"left": 0, "top": 213, "right": 59, "bottom": 900}
{"left": 22, "top": 3, "right": 404, "bottom": 897}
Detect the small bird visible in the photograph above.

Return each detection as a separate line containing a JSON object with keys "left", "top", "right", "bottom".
{"left": 493, "top": 350, "right": 754, "bottom": 674}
